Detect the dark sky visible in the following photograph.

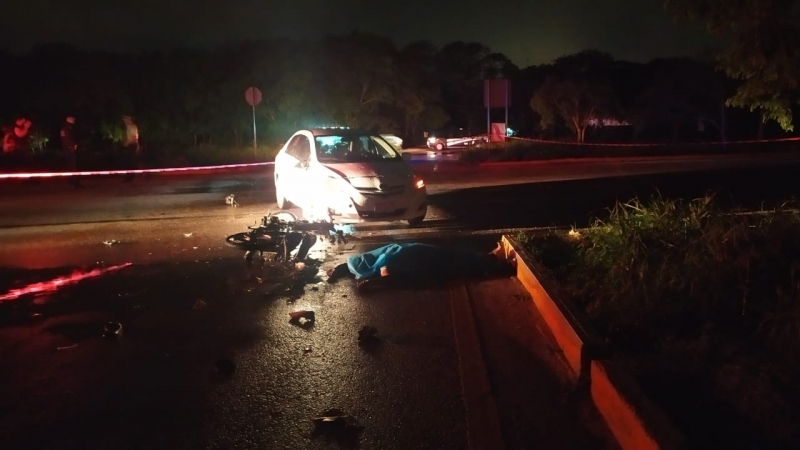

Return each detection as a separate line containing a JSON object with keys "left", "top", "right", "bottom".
{"left": 1, "top": 0, "right": 714, "bottom": 66}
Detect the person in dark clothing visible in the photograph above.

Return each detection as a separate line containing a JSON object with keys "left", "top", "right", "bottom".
{"left": 60, "top": 116, "right": 80, "bottom": 187}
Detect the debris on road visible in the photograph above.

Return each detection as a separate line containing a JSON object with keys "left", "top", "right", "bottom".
{"left": 289, "top": 310, "right": 315, "bottom": 322}
{"left": 225, "top": 194, "right": 238, "bottom": 207}
{"left": 103, "top": 240, "right": 120, "bottom": 246}
{"left": 56, "top": 343, "right": 78, "bottom": 350}
{"left": 103, "top": 321, "right": 123, "bottom": 338}
{"left": 192, "top": 299, "right": 208, "bottom": 310}
{"left": 183, "top": 232, "right": 193, "bottom": 237}
{"left": 214, "top": 358, "right": 236, "bottom": 375}
{"left": 304, "top": 346, "right": 313, "bottom": 353}
{"left": 358, "top": 326, "right": 378, "bottom": 342}
{"left": 311, "top": 408, "right": 364, "bottom": 434}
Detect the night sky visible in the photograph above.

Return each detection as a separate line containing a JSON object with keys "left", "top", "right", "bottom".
{"left": 1, "top": 0, "right": 713, "bottom": 66}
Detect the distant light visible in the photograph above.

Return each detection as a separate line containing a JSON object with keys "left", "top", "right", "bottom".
{"left": 415, "top": 179, "right": 425, "bottom": 189}
{"left": 506, "top": 128, "right": 515, "bottom": 136}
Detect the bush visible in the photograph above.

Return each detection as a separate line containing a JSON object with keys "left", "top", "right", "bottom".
{"left": 520, "top": 195, "right": 800, "bottom": 446}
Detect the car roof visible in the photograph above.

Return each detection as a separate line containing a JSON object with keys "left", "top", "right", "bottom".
{"left": 307, "top": 127, "right": 371, "bottom": 137}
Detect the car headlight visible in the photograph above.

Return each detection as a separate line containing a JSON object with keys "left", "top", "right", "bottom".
{"left": 427, "top": 137, "right": 435, "bottom": 143}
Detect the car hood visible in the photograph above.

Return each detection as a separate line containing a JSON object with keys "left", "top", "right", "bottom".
{"left": 322, "top": 161, "right": 412, "bottom": 183}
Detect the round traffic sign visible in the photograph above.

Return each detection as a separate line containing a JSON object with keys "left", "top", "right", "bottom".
{"left": 245, "top": 87, "right": 262, "bottom": 106}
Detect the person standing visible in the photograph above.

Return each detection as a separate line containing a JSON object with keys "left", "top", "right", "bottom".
{"left": 121, "top": 115, "right": 140, "bottom": 181}
{"left": 61, "top": 115, "right": 80, "bottom": 187}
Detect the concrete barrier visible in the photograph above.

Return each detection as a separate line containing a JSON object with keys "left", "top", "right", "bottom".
{"left": 500, "top": 235, "right": 685, "bottom": 450}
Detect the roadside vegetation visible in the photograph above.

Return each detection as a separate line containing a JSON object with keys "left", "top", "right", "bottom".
{"left": 517, "top": 195, "right": 800, "bottom": 448}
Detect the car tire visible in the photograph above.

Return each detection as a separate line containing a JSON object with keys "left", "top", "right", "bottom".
{"left": 407, "top": 215, "right": 425, "bottom": 227}
{"left": 435, "top": 142, "right": 445, "bottom": 151}
{"left": 275, "top": 181, "right": 292, "bottom": 209}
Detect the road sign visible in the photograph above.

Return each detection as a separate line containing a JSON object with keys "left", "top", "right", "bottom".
{"left": 245, "top": 87, "right": 262, "bottom": 106}
{"left": 245, "top": 87, "right": 262, "bottom": 158}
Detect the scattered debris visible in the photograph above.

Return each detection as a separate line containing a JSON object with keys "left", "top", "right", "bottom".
{"left": 103, "top": 321, "right": 123, "bottom": 339}
{"left": 304, "top": 346, "right": 313, "bottom": 353}
{"left": 192, "top": 247, "right": 199, "bottom": 250}
{"left": 183, "top": 232, "right": 193, "bottom": 237}
{"left": 358, "top": 326, "right": 378, "bottom": 342}
{"left": 312, "top": 408, "right": 364, "bottom": 433}
{"left": 214, "top": 358, "right": 236, "bottom": 375}
{"left": 193, "top": 299, "right": 208, "bottom": 310}
{"left": 103, "top": 240, "right": 120, "bottom": 246}
{"left": 289, "top": 310, "right": 315, "bottom": 322}
{"left": 255, "top": 276, "right": 264, "bottom": 284}
{"left": 225, "top": 194, "right": 239, "bottom": 207}
{"left": 56, "top": 343, "right": 78, "bottom": 350}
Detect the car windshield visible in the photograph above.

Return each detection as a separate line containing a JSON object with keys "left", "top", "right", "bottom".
{"left": 315, "top": 134, "right": 401, "bottom": 164}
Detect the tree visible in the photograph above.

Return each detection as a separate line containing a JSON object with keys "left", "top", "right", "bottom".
{"left": 530, "top": 77, "right": 619, "bottom": 143}
{"left": 665, "top": 0, "right": 800, "bottom": 131}
{"left": 632, "top": 58, "right": 728, "bottom": 141}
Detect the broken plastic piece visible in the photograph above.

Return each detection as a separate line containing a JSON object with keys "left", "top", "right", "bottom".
{"left": 193, "top": 299, "right": 207, "bottom": 310}
{"left": 312, "top": 408, "right": 363, "bottom": 431}
{"left": 183, "top": 232, "right": 193, "bottom": 237}
{"left": 289, "top": 310, "right": 315, "bottom": 322}
{"left": 225, "top": 194, "right": 239, "bottom": 207}
{"left": 103, "top": 240, "right": 120, "bottom": 246}
{"left": 103, "top": 321, "right": 122, "bottom": 339}
{"left": 304, "top": 346, "right": 312, "bottom": 353}
{"left": 358, "top": 326, "right": 378, "bottom": 341}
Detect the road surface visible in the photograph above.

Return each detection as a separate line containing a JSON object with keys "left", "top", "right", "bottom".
{"left": 1, "top": 154, "right": 799, "bottom": 449}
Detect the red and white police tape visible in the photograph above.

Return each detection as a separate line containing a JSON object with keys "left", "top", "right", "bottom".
{"left": 0, "top": 161, "right": 275, "bottom": 180}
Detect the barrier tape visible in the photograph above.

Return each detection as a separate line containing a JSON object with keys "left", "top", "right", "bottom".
{"left": 506, "top": 135, "right": 800, "bottom": 147}
{"left": 0, "top": 161, "right": 274, "bottom": 180}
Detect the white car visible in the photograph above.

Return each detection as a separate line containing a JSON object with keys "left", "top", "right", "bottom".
{"left": 273, "top": 128, "right": 427, "bottom": 226}
{"left": 379, "top": 134, "right": 403, "bottom": 150}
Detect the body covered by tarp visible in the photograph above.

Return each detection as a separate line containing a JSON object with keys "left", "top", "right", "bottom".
{"left": 346, "top": 243, "right": 509, "bottom": 280}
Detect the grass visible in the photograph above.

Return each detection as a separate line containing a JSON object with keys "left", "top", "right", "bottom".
{"left": 518, "top": 194, "right": 800, "bottom": 448}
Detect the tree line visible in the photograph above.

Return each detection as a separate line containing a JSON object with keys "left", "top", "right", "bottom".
{"left": 0, "top": 4, "right": 796, "bottom": 160}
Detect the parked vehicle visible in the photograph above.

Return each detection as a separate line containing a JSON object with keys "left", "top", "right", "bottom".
{"left": 273, "top": 128, "right": 427, "bottom": 226}
{"left": 379, "top": 134, "right": 403, "bottom": 150}
{"left": 426, "top": 127, "right": 488, "bottom": 151}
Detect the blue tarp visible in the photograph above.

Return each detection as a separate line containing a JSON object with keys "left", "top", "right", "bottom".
{"left": 346, "top": 243, "right": 503, "bottom": 280}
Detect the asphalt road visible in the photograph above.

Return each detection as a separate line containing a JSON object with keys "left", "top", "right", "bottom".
{"left": 1, "top": 154, "right": 799, "bottom": 450}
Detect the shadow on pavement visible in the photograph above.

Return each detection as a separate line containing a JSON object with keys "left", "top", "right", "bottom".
{"left": 428, "top": 164, "right": 800, "bottom": 229}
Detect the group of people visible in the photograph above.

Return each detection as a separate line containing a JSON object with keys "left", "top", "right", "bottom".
{"left": 1, "top": 114, "right": 141, "bottom": 185}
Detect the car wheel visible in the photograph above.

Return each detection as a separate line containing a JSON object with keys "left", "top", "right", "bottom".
{"left": 275, "top": 181, "right": 292, "bottom": 209}
{"left": 407, "top": 215, "right": 425, "bottom": 227}
{"left": 435, "top": 142, "right": 445, "bottom": 151}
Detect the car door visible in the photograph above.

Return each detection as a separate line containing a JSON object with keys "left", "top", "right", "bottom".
{"left": 277, "top": 135, "right": 311, "bottom": 207}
